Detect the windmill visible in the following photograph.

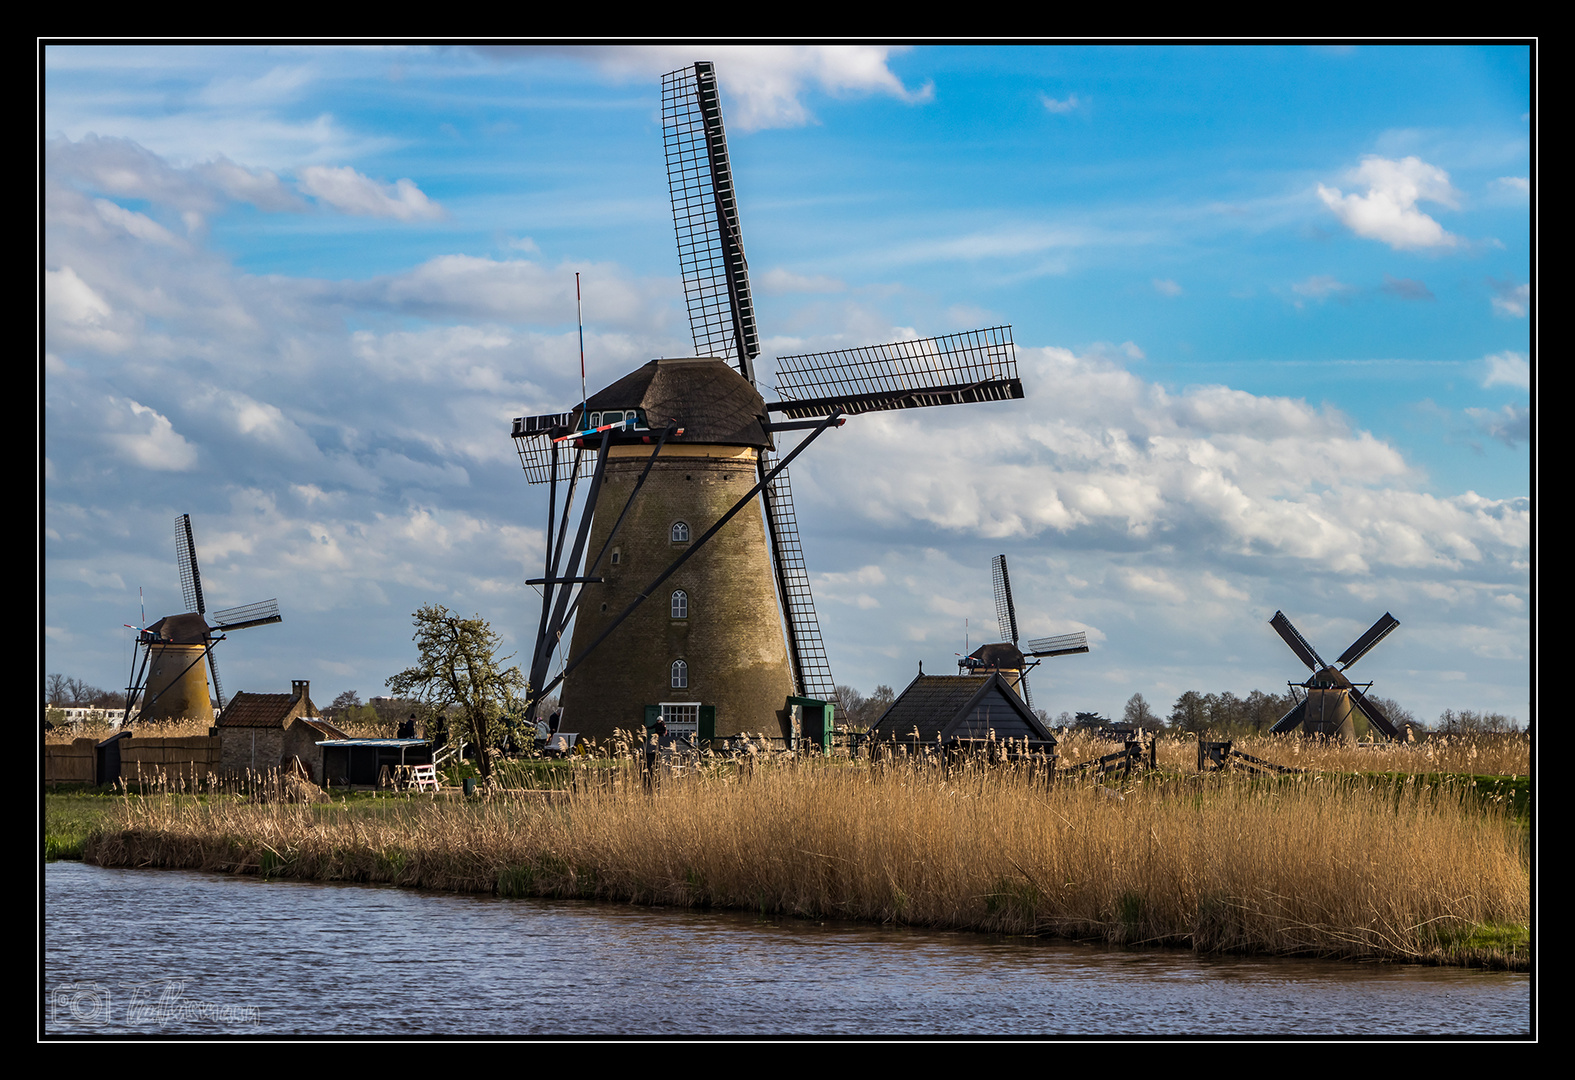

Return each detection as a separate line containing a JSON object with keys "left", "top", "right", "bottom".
{"left": 957, "top": 554, "right": 1088, "bottom": 710}
{"left": 510, "top": 61, "right": 1025, "bottom": 745}
{"left": 1267, "top": 610, "right": 1401, "bottom": 742}
{"left": 123, "top": 514, "right": 282, "bottom": 725}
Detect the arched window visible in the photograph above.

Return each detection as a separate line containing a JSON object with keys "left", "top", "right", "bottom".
{"left": 671, "top": 521, "right": 690, "bottom": 543}
{"left": 671, "top": 590, "right": 688, "bottom": 619}
{"left": 671, "top": 659, "right": 688, "bottom": 689}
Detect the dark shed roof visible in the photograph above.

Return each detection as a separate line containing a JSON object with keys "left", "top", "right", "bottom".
{"left": 583, "top": 358, "right": 771, "bottom": 448}
{"left": 870, "top": 672, "right": 1056, "bottom": 746}
{"left": 295, "top": 717, "right": 351, "bottom": 740}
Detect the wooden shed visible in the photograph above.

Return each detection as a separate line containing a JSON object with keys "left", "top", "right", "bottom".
{"left": 869, "top": 672, "right": 1058, "bottom": 752}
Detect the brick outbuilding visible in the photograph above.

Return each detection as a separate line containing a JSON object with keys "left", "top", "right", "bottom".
{"left": 217, "top": 680, "right": 348, "bottom": 779}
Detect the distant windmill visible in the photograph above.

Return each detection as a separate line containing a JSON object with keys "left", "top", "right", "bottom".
{"left": 957, "top": 554, "right": 1088, "bottom": 710}
{"left": 1267, "top": 610, "right": 1400, "bottom": 741}
{"left": 124, "top": 514, "right": 282, "bottom": 724}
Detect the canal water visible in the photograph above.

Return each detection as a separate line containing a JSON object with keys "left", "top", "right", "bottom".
{"left": 44, "top": 862, "right": 1530, "bottom": 1037}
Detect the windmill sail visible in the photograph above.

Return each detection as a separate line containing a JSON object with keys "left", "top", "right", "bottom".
{"left": 1335, "top": 612, "right": 1400, "bottom": 670}
{"left": 177, "top": 514, "right": 206, "bottom": 615}
{"left": 1026, "top": 632, "right": 1090, "bottom": 657}
{"left": 663, "top": 61, "right": 759, "bottom": 384}
{"left": 664, "top": 60, "right": 834, "bottom": 702}
{"left": 212, "top": 599, "right": 283, "bottom": 631}
{"left": 1269, "top": 610, "right": 1325, "bottom": 672}
{"left": 769, "top": 327, "right": 1022, "bottom": 418}
{"left": 992, "top": 554, "right": 1019, "bottom": 645}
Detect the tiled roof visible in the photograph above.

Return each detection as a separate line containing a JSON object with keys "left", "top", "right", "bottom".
{"left": 218, "top": 691, "right": 318, "bottom": 728}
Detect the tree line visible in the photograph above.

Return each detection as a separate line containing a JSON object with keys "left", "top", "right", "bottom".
{"left": 44, "top": 675, "right": 127, "bottom": 709}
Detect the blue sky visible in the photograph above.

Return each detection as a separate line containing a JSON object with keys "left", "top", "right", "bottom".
{"left": 42, "top": 44, "right": 1533, "bottom": 725}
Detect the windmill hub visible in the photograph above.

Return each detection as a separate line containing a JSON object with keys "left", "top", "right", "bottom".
{"left": 1307, "top": 665, "right": 1352, "bottom": 690}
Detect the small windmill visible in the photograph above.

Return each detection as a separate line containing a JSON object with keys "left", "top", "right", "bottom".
{"left": 957, "top": 554, "right": 1087, "bottom": 710}
{"left": 124, "top": 514, "right": 282, "bottom": 724}
{"left": 510, "top": 62, "right": 1025, "bottom": 743}
{"left": 1267, "top": 610, "right": 1400, "bottom": 741}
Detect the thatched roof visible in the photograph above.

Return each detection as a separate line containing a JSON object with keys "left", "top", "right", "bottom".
{"left": 583, "top": 358, "right": 771, "bottom": 448}
{"left": 870, "top": 672, "right": 1055, "bottom": 746}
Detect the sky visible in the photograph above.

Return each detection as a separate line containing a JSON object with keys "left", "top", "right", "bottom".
{"left": 41, "top": 43, "right": 1534, "bottom": 727}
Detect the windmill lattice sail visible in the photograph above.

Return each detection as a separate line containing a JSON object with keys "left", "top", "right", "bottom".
{"left": 663, "top": 60, "right": 759, "bottom": 384}
{"left": 770, "top": 328, "right": 1022, "bottom": 419}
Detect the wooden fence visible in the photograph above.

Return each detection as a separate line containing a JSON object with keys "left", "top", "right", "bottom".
{"left": 43, "top": 735, "right": 222, "bottom": 787}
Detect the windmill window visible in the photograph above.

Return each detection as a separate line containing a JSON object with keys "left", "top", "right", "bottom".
{"left": 670, "top": 521, "right": 690, "bottom": 543}
{"left": 588, "top": 412, "right": 600, "bottom": 428}
{"left": 610, "top": 547, "right": 621, "bottom": 565}
{"left": 671, "top": 590, "right": 688, "bottom": 619}
{"left": 671, "top": 660, "right": 689, "bottom": 689}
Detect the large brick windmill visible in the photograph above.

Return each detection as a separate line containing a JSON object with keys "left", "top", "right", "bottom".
{"left": 511, "top": 62, "right": 1024, "bottom": 745}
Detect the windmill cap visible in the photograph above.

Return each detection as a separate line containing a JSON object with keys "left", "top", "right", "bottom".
{"left": 966, "top": 642, "right": 1026, "bottom": 669}
{"left": 146, "top": 612, "right": 212, "bottom": 644}
{"left": 582, "top": 358, "right": 771, "bottom": 448}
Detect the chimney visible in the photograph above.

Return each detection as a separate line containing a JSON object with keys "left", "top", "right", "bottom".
{"left": 292, "top": 680, "right": 315, "bottom": 716}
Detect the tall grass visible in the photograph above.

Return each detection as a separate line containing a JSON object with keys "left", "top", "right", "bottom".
{"left": 1055, "top": 730, "right": 1531, "bottom": 777}
{"left": 87, "top": 753, "right": 1528, "bottom": 966}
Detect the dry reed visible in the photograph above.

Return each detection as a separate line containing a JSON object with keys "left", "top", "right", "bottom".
{"left": 1054, "top": 730, "right": 1530, "bottom": 778}
{"left": 87, "top": 753, "right": 1528, "bottom": 966}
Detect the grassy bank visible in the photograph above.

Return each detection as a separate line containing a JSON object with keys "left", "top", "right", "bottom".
{"left": 78, "top": 755, "right": 1529, "bottom": 968}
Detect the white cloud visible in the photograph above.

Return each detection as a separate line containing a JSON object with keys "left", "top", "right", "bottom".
{"left": 799, "top": 346, "right": 1528, "bottom": 580}
{"left": 195, "top": 156, "right": 307, "bottom": 212}
{"left": 102, "top": 397, "right": 200, "bottom": 471}
{"left": 44, "top": 266, "right": 132, "bottom": 352}
{"left": 1493, "top": 176, "right": 1530, "bottom": 195}
{"left": 1152, "top": 278, "right": 1182, "bottom": 297}
{"left": 1481, "top": 351, "right": 1530, "bottom": 390}
{"left": 92, "top": 198, "right": 184, "bottom": 246}
{"left": 1040, "top": 93, "right": 1084, "bottom": 114}
{"left": 1291, "top": 274, "right": 1354, "bottom": 303}
{"left": 1467, "top": 404, "right": 1530, "bottom": 448}
{"left": 296, "top": 165, "right": 445, "bottom": 221}
{"left": 759, "top": 268, "right": 844, "bottom": 294}
{"left": 470, "top": 44, "right": 929, "bottom": 131}
{"left": 1489, "top": 279, "right": 1529, "bottom": 318}
{"left": 1316, "top": 155, "right": 1460, "bottom": 251}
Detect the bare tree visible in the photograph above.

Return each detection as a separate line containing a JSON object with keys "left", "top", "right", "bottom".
{"left": 386, "top": 605, "right": 526, "bottom": 783}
